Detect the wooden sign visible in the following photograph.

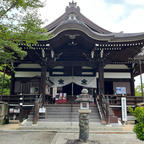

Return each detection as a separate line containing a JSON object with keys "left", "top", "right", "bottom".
{"left": 121, "top": 97, "right": 127, "bottom": 122}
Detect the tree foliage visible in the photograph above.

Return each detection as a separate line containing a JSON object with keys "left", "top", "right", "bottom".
{"left": 135, "top": 84, "right": 144, "bottom": 96}
{"left": 0, "top": 72, "right": 11, "bottom": 95}
{"left": 129, "top": 106, "right": 144, "bottom": 141}
{"left": 0, "top": 0, "right": 49, "bottom": 70}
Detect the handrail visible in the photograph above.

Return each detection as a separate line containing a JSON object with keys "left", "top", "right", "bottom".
{"left": 96, "top": 94, "right": 110, "bottom": 124}
{"left": 95, "top": 97, "right": 103, "bottom": 121}
{"left": 38, "top": 94, "right": 43, "bottom": 108}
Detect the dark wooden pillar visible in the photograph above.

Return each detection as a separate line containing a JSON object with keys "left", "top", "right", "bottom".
{"left": 41, "top": 63, "right": 47, "bottom": 105}
{"left": 130, "top": 69, "right": 135, "bottom": 96}
{"left": 98, "top": 59, "right": 104, "bottom": 96}
{"left": 10, "top": 72, "right": 15, "bottom": 95}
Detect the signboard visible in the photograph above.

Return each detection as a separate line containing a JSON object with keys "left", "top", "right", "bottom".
{"left": 39, "top": 107, "right": 46, "bottom": 113}
{"left": 9, "top": 108, "right": 20, "bottom": 113}
{"left": 121, "top": 97, "right": 127, "bottom": 122}
{"left": 116, "top": 87, "right": 126, "bottom": 95}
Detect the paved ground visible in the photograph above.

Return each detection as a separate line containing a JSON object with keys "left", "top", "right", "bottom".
{"left": 51, "top": 133, "right": 144, "bottom": 144}
{"left": 0, "top": 131, "right": 56, "bottom": 144}
{"left": 0, "top": 124, "right": 143, "bottom": 144}
{"left": 0, "top": 131, "right": 143, "bottom": 144}
{"left": 0, "top": 123, "right": 20, "bottom": 130}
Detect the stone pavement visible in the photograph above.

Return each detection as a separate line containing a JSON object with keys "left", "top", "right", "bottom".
{"left": 0, "top": 131, "right": 55, "bottom": 144}
{"left": 0, "top": 123, "right": 143, "bottom": 144}
{"left": 51, "top": 132, "right": 144, "bottom": 144}
{"left": 0, "top": 130, "right": 143, "bottom": 144}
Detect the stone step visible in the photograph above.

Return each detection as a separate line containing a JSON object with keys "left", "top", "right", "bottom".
{"left": 46, "top": 108, "right": 98, "bottom": 112}
{"left": 37, "top": 118, "right": 100, "bottom": 122}
{"left": 45, "top": 115, "right": 99, "bottom": 119}
{"left": 45, "top": 111, "right": 98, "bottom": 114}
{"left": 27, "top": 105, "right": 100, "bottom": 123}
{"left": 21, "top": 122, "right": 122, "bottom": 132}
{"left": 28, "top": 114, "right": 99, "bottom": 119}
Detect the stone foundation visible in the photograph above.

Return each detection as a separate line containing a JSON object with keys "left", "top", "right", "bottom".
{"left": 65, "top": 139, "right": 100, "bottom": 144}
{"left": 0, "top": 101, "right": 9, "bottom": 125}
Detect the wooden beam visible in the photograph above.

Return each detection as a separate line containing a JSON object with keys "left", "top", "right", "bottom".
{"left": 130, "top": 68, "right": 135, "bottom": 96}
{"left": 47, "top": 60, "right": 96, "bottom": 68}
{"left": 40, "top": 64, "right": 47, "bottom": 105}
{"left": 98, "top": 59, "right": 104, "bottom": 95}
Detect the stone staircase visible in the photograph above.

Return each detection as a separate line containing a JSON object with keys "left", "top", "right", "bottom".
{"left": 27, "top": 104, "right": 100, "bottom": 123}
{"left": 22, "top": 104, "right": 123, "bottom": 132}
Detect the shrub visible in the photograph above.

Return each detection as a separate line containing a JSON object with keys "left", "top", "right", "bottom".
{"left": 129, "top": 106, "right": 144, "bottom": 141}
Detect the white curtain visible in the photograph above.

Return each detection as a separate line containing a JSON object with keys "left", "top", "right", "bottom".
{"left": 49, "top": 76, "right": 97, "bottom": 88}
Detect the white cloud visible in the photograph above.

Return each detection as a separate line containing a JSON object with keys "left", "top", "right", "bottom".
{"left": 115, "top": 8, "right": 144, "bottom": 33}
{"left": 126, "top": 0, "right": 144, "bottom": 6}
{"left": 39, "top": 0, "right": 144, "bottom": 33}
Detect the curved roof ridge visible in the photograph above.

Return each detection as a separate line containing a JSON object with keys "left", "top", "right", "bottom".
{"left": 113, "top": 32, "right": 144, "bottom": 37}
{"left": 45, "top": 2, "right": 144, "bottom": 42}
{"left": 45, "top": 2, "right": 111, "bottom": 34}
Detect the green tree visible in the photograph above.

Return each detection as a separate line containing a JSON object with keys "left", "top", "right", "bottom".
{"left": 129, "top": 106, "right": 144, "bottom": 141}
{"left": 135, "top": 84, "right": 144, "bottom": 96}
{"left": 0, "top": 0, "right": 51, "bottom": 95}
{"left": 0, "top": 72, "right": 11, "bottom": 95}
{"left": 0, "top": 0, "right": 49, "bottom": 69}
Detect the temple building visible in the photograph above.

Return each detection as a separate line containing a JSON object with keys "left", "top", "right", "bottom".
{"left": 8, "top": 2, "right": 144, "bottom": 123}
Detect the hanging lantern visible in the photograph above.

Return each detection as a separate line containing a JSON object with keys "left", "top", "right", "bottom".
{"left": 51, "top": 50, "right": 54, "bottom": 58}
{"left": 100, "top": 49, "right": 103, "bottom": 58}
{"left": 91, "top": 50, "right": 94, "bottom": 59}
{"left": 42, "top": 49, "right": 45, "bottom": 58}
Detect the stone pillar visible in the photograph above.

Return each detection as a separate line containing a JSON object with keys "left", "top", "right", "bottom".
{"left": 79, "top": 109, "right": 91, "bottom": 142}
{"left": 40, "top": 63, "right": 47, "bottom": 105}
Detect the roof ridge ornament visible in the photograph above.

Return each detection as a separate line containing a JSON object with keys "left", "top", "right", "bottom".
{"left": 66, "top": 1, "right": 80, "bottom": 13}
{"left": 69, "top": 1, "right": 77, "bottom": 7}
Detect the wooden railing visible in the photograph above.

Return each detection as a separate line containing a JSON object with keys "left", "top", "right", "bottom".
{"left": 105, "top": 95, "right": 143, "bottom": 106}
{"left": 95, "top": 96, "right": 104, "bottom": 121}
{"left": 0, "top": 94, "right": 39, "bottom": 105}
{"left": 96, "top": 94, "right": 110, "bottom": 124}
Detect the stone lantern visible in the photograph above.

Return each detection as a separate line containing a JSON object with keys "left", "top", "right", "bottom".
{"left": 76, "top": 88, "right": 93, "bottom": 143}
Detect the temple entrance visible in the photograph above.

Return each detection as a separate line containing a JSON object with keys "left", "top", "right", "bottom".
{"left": 63, "top": 83, "right": 83, "bottom": 95}
{"left": 104, "top": 81, "right": 114, "bottom": 94}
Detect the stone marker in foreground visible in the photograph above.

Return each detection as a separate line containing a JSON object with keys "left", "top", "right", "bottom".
{"left": 65, "top": 89, "right": 100, "bottom": 144}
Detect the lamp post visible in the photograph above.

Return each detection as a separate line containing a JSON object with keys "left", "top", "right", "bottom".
{"left": 76, "top": 88, "right": 93, "bottom": 143}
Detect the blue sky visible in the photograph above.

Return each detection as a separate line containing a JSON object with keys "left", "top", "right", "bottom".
{"left": 39, "top": 0, "right": 144, "bottom": 86}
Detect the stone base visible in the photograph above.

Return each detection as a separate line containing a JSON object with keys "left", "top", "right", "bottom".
{"left": 0, "top": 102, "right": 9, "bottom": 125}
{"left": 65, "top": 139, "right": 101, "bottom": 144}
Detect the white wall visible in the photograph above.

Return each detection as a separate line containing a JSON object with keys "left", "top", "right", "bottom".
{"left": 104, "top": 64, "right": 129, "bottom": 69}
{"left": 17, "top": 64, "right": 41, "bottom": 68}
{"left": 96, "top": 72, "right": 131, "bottom": 79}
{"left": 15, "top": 71, "right": 49, "bottom": 77}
